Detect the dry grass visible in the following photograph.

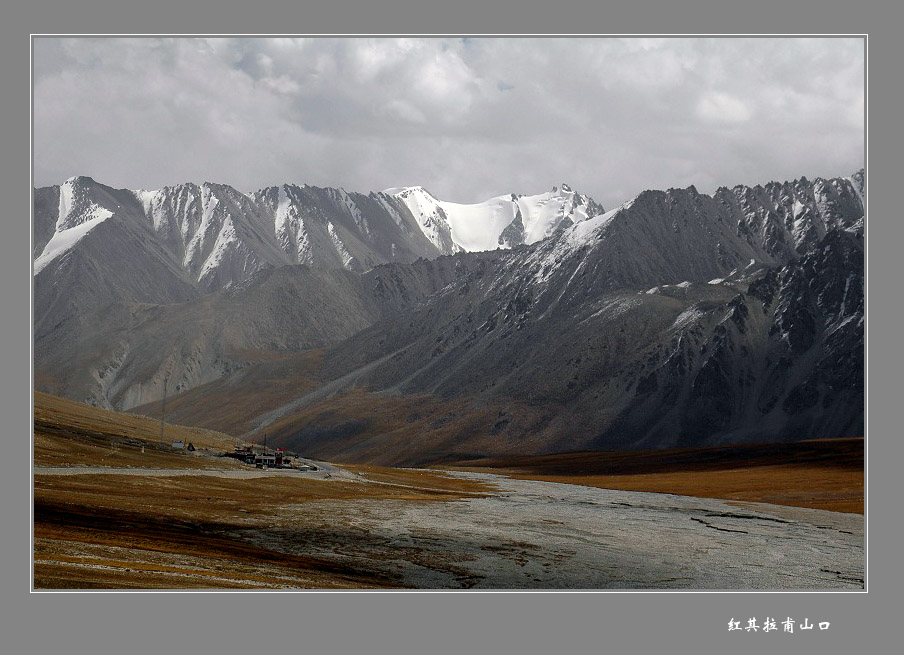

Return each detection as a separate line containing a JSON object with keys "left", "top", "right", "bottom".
{"left": 33, "top": 391, "right": 495, "bottom": 589}
{"left": 33, "top": 391, "right": 862, "bottom": 590}
{"left": 34, "top": 395, "right": 247, "bottom": 470}
{"left": 34, "top": 469, "right": 493, "bottom": 590}
{"left": 130, "top": 349, "right": 326, "bottom": 436}
{"left": 35, "top": 470, "right": 493, "bottom": 522}
{"left": 468, "top": 467, "right": 863, "bottom": 514}
{"left": 447, "top": 438, "right": 864, "bottom": 514}
{"left": 256, "top": 387, "right": 546, "bottom": 467}
{"left": 33, "top": 497, "right": 396, "bottom": 589}
{"left": 34, "top": 391, "right": 242, "bottom": 466}
{"left": 133, "top": 370, "right": 551, "bottom": 467}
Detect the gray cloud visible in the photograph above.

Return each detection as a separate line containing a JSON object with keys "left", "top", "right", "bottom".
{"left": 33, "top": 37, "right": 864, "bottom": 209}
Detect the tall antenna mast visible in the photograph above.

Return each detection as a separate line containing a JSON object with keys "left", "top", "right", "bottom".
{"left": 160, "top": 375, "right": 169, "bottom": 442}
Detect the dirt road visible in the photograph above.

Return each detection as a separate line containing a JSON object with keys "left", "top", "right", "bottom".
{"left": 33, "top": 459, "right": 350, "bottom": 480}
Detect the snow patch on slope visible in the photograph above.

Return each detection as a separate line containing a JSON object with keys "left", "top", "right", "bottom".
{"left": 34, "top": 179, "right": 114, "bottom": 275}
{"left": 672, "top": 306, "right": 706, "bottom": 330}
{"left": 295, "top": 216, "right": 312, "bottom": 264}
{"left": 337, "top": 188, "right": 369, "bottom": 235}
{"left": 274, "top": 186, "right": 293, "bottom": 236}
{"left": 375, "top": 195, "right": 406, "bottom": 229}
{"left": 584, "top": 296, "right": 643, "bottom": 322}
{"left": 182, "top": 185, "right": 220, "bottom": 270}
{"left": 34, "top": 210, "right": 112, "bottom": 274}
{"left": 57, "top": 180, "right": 75, "bottom": 228}
{"left": 528, "top": 204, "right": 623, "bottom": 284}
{"left": 386, "top": 186, "right": 457, "bottom": 253}
{"left": 133, "top": 189, "right": 163, "bottom": 228}
{"left": 516, "top": 187, "right": 596, "bottom": 244}
{"left": 198, "top": 217, "right": 239, "bottom": 282}
{"left": 327, "top": 221, "right": 354, "bottom": 269}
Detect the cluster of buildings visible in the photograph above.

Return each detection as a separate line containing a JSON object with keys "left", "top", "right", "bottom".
{"left": 226, "top": 444, "right": 314, "bottom": 470}
{"left": 163, "top": 436, "right": 316, "bottom": 472}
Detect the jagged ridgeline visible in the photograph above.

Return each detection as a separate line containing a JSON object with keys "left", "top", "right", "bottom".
{"left": 33, "top": 171, "right": 864, "bottom": 464}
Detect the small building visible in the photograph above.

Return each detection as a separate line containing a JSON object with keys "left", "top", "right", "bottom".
{"left": 227, "top": 444, "right": 302, "bottom": 468}
{"left": 187, "top": 442, "right": 196, "bottom": 452}
{"left": 254, "top": 452, "right": 276, "bottom": 468}
{"left": 170, "top": 440, "right": 184, "bottom": 449}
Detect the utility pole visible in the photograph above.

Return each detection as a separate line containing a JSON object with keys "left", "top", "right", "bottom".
{"left": 160, "top": 375, "right": 169, "bottom": 442}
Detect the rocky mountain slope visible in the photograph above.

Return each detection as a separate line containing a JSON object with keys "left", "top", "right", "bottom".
{"left": 33, "top": 176, "right": 447, "bottom": 337}
{"left": 249, "top": 186, "right": 863, "bottom": 461}
{"left": 33, "top": 171, "right": 865, "bottom": 464}
{"left": 33, "top": 177, "right": 606, "bottom": 337}
{"left": 35, "top": 252, "right": 497, "bottom": 409}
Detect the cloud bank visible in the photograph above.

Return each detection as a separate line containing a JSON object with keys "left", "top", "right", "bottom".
{"left": 33, "top": 37, "right": 864, "bottom": 209}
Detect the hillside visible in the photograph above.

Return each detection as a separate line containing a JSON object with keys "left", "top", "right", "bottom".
{"left": 35, "top": 171, "right": 864, "bottom": 464}
{"left": 33, "top": 390, "right": 241, "bottom": 468}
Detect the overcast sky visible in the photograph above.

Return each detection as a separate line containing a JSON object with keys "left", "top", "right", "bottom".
{"left": 33, "top": 37, "right": 864, "bottom": 209}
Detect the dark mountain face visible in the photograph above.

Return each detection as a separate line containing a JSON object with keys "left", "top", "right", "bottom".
{"left": 35, "top": 251, "right": 496, "bottom": 410}
{"left": 276, "top": 226, "right": 862, "bottom": 459}
{"left": 34, "top": 171, "right": 865, "bottom": 464}
{"left": 34, "top": 203, "right": 202, "bottom": 341}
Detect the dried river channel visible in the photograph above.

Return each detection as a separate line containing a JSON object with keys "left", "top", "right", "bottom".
{"left": 34, "top": 467, "right": 863, "bottom": 589}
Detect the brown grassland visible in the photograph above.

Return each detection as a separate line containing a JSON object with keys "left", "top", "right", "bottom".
{"left": 33, "top": 392, "right": 492, "bottom": 589}
{"left": 34, "top": 391, "right": 242, "bottom": 468}
{"left": 33, "top": 391, "right": 863, "bottom": 588}
{"left": 446, "top": 438, "right": 864, "bottom": 514}
{"left": 34, "top": 471, "right": 493, "bottom": 589}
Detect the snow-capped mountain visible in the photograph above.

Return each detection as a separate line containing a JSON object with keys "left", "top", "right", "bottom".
{"left": 134, "top": 181, "right": 293, "bottom": 291}
{"left": 246, "top": 183, "right": 443, "bottom": 273}
{"left": 34, "top": 177, "right": 115, "bottom": 275}
{"left": 385, "top": 183, "right": 605, "bottom": 252}
{"left": 34, "top": 170, "right": 864, "bottom": 465}
{"left": 33, "top": 176, "right": 447, "bottom": 336}
{"left": 34, "top": 177, "right": 605, "bottom": 297}
{"left": 256, "top": 172, "right": 863, "bottom": 461}
{"left": 32, "top": 176, "right": 609, "bottom": 338}
{"left": 507, "top": 172, "right": 864, "bottom": 301}
{"left": 712, "top": 175, "right": 864, "bottom": 257}
{"left": 130, "top": 180, "right": 451, "bottom": 284}
{"left": 33, "top": 178, "right": 201, "bottom": 341}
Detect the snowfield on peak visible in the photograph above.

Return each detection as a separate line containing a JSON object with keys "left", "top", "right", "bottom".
{"left": 438, "top": 195, "right": 518, "bottom": 252}
{"left": 385, "top": 184, "right": 604, "bottom": 253}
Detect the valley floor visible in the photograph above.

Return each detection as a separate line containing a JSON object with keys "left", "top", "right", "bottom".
{"left": 32, "top": 392, "right": 864, "bottom": 590}
{"left": 34, "top": 465, "right": 863, "bottom": 590}
{"left": 445, "top": 438, "right": 865, "bottom": 515}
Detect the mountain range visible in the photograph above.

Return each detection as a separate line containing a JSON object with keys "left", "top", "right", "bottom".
{"left": 33, "top": 171, "right": 865, "bottom": 465}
